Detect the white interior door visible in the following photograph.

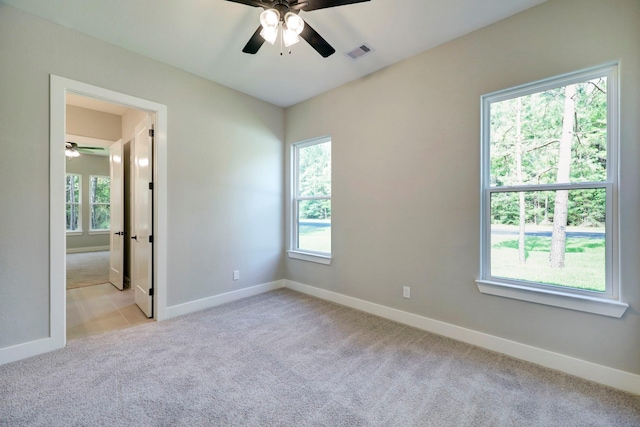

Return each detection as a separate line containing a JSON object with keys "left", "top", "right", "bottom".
{"left": 109, "top": 139, "right": 124, "bottom": 290}
{"left": 132, "top": 117, "right": 154, "bottom": 317}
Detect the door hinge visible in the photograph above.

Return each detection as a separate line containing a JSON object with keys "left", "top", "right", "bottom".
{"left": 149, "top": 182, "right": 153, "bottom": 190}
{"left": 149, "top": 129, "right": 154, "bottom": 137}
{"left": 148, "top": 288, "right": 154, "bottom": 296}
{"left": 149, "top": 235, "right": 153, "bottom": 243}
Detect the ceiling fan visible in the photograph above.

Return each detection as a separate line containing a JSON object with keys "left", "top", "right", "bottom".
{"left": 226, "top": 0, "right": 371, "bottom": 57}
{"left": 65, "top": 141, "right": 104, "bottom": 157}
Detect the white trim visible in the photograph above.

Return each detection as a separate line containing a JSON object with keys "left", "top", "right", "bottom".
{"left": 66, "top": 246, "right": 109, "bottom": 254}
{"left": 485, "top": 62, "right": 619, "bottom": 103}
{"left": 88, "top": 230, "right": 110, "bottom": 235}
{"left": 50, "top": 76, "right": 67, "bottom": 354}
{"left": 287, "top": 250, "right": 332, "bottom": 265}
{"left": 479, "top": 63, "right": 622, "bottom": 305}
{"left": 285, "top": 280, "right": 640, "bottom": 395}
{"left": 291, "top": 136, "right": 332, "bottom": 256}
{"left": 488, "top": 182, "right": 609, "bottom": 193}
{"left": 476, "top": 279, "right": 628, "bottom": 318}
{"left": 66, "top": 231, "right": 83, "bottom": 236}
{"left": 164, "top": 280, "right": 285, "bottom": 319}
{"left": 0, "top": 338, "right": 61, "bottom": 366}
{"left": 154, "top": 104, "right": 168, "bottom": 321}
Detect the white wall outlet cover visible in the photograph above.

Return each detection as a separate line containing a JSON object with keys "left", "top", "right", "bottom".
{"left": 233, "top": 270, "right": 240, "bottom": 281}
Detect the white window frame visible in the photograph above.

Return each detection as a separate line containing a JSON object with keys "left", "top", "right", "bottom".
{"left": 287, "top": 136, "right": 332, "bottom": 265}
{"left": 65, "top": 173, "right": 82, "bottom": 234}
{"left": 89, "top": 175, "right": 110, "bottom": 233}
{"left": 477, "top": 63, "right": 628, "bottom": 318}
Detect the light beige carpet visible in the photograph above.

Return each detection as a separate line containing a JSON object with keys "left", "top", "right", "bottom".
{"left": 1, "top": 289, "right": 638, "bottom": 426}
{"left": 66, "top": 251, "right": 110, "bottom": 289}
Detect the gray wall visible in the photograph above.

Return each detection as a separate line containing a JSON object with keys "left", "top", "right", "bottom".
{"left": 284, "top": 0, "right": 640, "bottom": 374}
{"left": 65, "top": 153, "right": 110, "bottom": 250}
{"left": 0, "top": 3, "right": 284, "bottom": 348}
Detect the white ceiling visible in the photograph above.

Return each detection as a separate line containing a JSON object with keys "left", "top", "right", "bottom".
{"left": 4, "top": 0, "right": 547, "bottom": 107}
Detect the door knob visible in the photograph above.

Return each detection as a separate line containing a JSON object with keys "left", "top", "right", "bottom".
{"left": 131, "top": 235, "right": 138, "bottom": 241}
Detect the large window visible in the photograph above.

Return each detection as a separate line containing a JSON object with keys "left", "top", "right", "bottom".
{"left": 66, "top": 174, "right": 81, "bottom": 232}
{"left": 290, "top": 137, "right": 331, "bottom": 262}
{"left": 89, "top": 175, "right": 110, "bottom": 231}
{"left": 478, "top": 64, "right": 627, "bottom": 317}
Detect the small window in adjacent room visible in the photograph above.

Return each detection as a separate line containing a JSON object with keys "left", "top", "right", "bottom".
{"left": 89, "top": 175, "right": 110, "bottom": 232}
{"left": 288, "top": 136, "right": 332, "bottom": 264}
{"left": 66, "top": 173, "right": 81, "bottom": 232}
{"left": 477, "top": 63, "right": 627, "bottom": 318}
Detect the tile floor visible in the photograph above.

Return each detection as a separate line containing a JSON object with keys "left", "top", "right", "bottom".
{"left": 66, "top": 283, "right": 153, "bottom": 340}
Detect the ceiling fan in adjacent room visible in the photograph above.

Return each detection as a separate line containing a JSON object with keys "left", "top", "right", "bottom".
{"left": 225, "top": 0, "right": 370, "bottom": 57}
{"left": 65, "top": 141, "right": 104, "bottom": 158}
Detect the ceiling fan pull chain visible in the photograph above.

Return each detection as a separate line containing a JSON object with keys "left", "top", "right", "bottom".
{"left": 280, "top": 25, "right": 284, "bottom": 56}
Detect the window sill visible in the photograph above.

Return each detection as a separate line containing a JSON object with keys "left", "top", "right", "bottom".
{"left": 66, "top": 231, "right": 83, "bottom": 236}
{"left": 89, "top": 230, "right": 110, "bottom": 235}
{"left": 476, "top": 279, "right": 628, "bottom": 318}
{"left": 287, "top": 250, "right": 332, "bottom": 265}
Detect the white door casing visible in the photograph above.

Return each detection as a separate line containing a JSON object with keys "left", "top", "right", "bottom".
{"left": 132, "top": 117, "right": 154, "bottom": 317}
{"left": 32, "top": 75, "right": 167, "bottom": 369}
{"left": 109, "top": 139, "right": 124, "bottom": 290}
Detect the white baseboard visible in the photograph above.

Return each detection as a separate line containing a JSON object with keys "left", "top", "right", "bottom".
{"left": 4, "top": 278, "right": 637, "bottom": 395}
{"left": 0, "top": 337, "right": 62, "bottom": 367}
{"left": 164, "top": 280, "right": 285, "bottom": 319}
{"left": 285, "top": 280, "right": 640, "bottom": 395}
{"left": 66, "top": 246, "right": 109, "bottom": 254}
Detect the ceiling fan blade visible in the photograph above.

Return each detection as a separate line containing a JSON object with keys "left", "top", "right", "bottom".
{"left": 224, "top": 0, "right": 264, "bottom": 7}
{"left": 301, "top": 0, "right": 370, "bottom": 12}
{"left": 242, "top": 26, "right": 266, "bottom": 54}
{"left": 300, "top": 21, "right": 335, "bottom": 58}
{"left": 77, "top": 146, "right": 104, "bottom": 150}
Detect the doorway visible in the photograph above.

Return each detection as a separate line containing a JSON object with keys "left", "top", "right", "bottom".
{"left": 64, "top": 96, "right": 153, "bottom": 338}
{"left": 50, "top": 75, "right": 168, "bottom": 349}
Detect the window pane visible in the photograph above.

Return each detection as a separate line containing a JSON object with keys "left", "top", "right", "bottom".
{"left": 490, "top": 189, "right": 606, "bottom": 292}
{"left": 91, "top": 176, "right": 110, "bottom": 203}
{"left": 298, "top": 141, "right": 331, "bottom": 197}
{"left": 91, "top": 204, "right": 110, "bottom": 230}
{"left": 66, "top": 204, "right": 80, "bottom": 231}
{"left": 297, "top": 200, "right": 331, "bottom": 253}
{"left": 490, "top": 77, "right": 607, "bottom": 186}
{"left": 66, "top": 175, "right": 79, "bottom": 203}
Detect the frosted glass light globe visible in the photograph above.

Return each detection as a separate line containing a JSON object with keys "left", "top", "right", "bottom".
{"left": 260, "top": 9, "right": 280, "bottom": 29}
{"left": 284, "top": 12, "right": 304, "bottom": 35}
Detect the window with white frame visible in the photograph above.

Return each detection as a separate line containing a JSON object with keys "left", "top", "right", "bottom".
{"left": 89, "top": 175, "right": 110, "bottom": 231}
{"left": 478, "top": 64, "right": 627, "bottom": 317}
{"left": 290, "top": 137, "right": 331, "bottom": 260}
{"left": 66, "top": 174, "right": 81, "bottom": 232}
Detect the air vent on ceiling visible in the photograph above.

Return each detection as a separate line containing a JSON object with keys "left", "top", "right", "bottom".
{"left": 346, "top": 44, "right": 374, "bottom": 60}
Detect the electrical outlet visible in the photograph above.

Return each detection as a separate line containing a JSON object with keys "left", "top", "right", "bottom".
{"left": 403, "top": 286, "right": 411, "bottom": 299}
{"left": 233, "top": 270, "right": 240, "bottom": 281}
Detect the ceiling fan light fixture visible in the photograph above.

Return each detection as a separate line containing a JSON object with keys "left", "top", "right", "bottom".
{"left": 259, "top": 26, "right": 278, "bottom": 45}
{"left": 259, "top": 9, "right": 280, "bottom": 30}
{"left": 282, "top": 27, "right": 300, "bottom": 47}
{"left": 284, "top": 12, "right": 304, "bottom": 35}
{"left": 65, "top": 147, "right": 80, "bottom": 158}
